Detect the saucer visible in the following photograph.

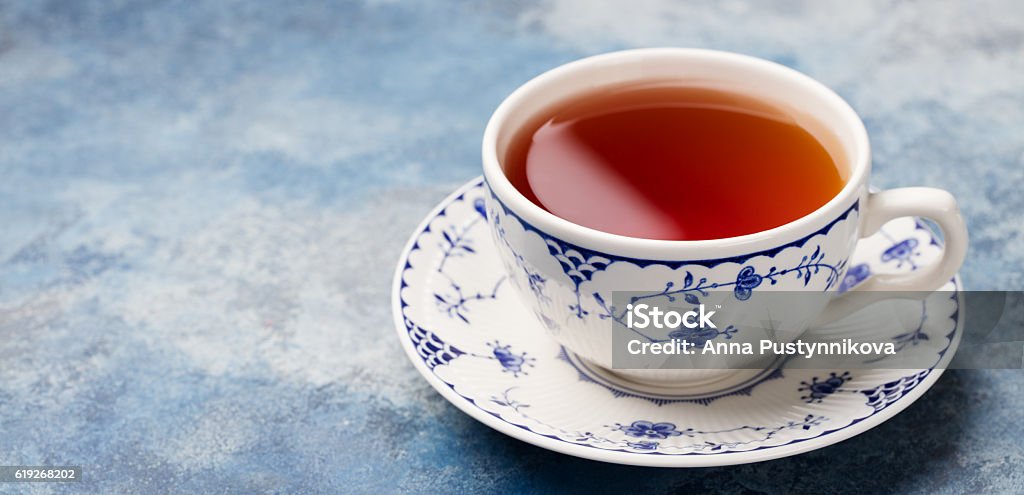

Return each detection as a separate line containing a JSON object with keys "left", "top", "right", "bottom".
{"left": 392, "top": 177, "right": 962, "bottom": 467}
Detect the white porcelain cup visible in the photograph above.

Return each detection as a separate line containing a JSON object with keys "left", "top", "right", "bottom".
{"left": 481, "top": 48, "right": 968, "bottom": 386}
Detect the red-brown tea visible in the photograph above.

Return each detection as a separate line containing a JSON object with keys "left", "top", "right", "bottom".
{"left": 504, "top": 85, "right": 844, "bottom": 241}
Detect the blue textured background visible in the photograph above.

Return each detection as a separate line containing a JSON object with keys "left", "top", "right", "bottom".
{"left": 1, "top": 1, "right": 1022, "bottom": 493}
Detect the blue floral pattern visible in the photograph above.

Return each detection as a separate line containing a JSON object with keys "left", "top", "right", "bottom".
{"left": 407, "top": 322, "right": 465, "bottom": 370}
{"left": 487, "top": 185, "right": 854, "bottom": 325}
{"left": 491, "top": 207, "right": 551, "bottom": 306}
{"left": 545, "top": 240, "right": 610, "bottom": 318}
{"left": 433, "top": 278, "right": 505, "bottom": 324}
{"left": 488, "top": 388, "right": 829, "bottom": 454}
{"left": 554, "top": 245, "right": 846, "bottom": 321}
{"left": 488, "top": 341, "right": 535, "bottom": 377}
{"left": 881, "top": 238, "right": 921, "bottom": 269}
{"left": 615, "top": 420, "right": 689, "bottom": 439}
{"left": 626, "top": 441, "right": 660, "bottom": 451}
{"left": 861, "top": 370, "right": 930, "bottom": 412}
{"left": 585, "top": 254, "right": 847, "bottom": 332}
{"left": 396, "top": 178, "right": 961, "bottom": 459}
{"left": 668, "top": 325, "right": 738, "bottom": 346}
{"left": 839, "top": 262, "right": 871, "bottom": 292}
{"left": 733, "top": 265, "right": 764, "bottom": 300}
{"left": 864, "top": 304, "right": 929, "bottom": 364}
{"left": 436, "top": 200, "right": 486, "bottom": 274}
{"left": 799, "top": 371, "right": 852, "bottom": 403}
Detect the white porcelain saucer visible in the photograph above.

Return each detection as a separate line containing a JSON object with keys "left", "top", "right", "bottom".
{"left": 392, "top": 177, "right": 962, "bottom": 467}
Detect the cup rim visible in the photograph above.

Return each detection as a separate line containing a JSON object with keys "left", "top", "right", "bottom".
{"left": 481, "top": 47, "right": 870, "bottom": 257}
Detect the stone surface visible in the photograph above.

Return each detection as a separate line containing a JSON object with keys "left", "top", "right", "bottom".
{"left": 0, "top": 1, "right": 1021, "bottom": 493}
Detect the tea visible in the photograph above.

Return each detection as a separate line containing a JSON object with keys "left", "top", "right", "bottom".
{"left": 503, "top": 85, "right": 844, "bottom": 241}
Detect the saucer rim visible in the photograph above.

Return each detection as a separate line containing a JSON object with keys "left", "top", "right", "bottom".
{"left": 391, "top": 176, "right": 963, "bottom": 467}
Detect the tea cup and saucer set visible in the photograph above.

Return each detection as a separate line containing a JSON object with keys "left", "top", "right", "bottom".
{"left": 391, "top": 49, "right": 968, "bottom": 467}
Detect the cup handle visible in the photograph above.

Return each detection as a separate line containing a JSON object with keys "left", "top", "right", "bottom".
{"left": 813, "top": 187, "right": 968, "bottom": 326}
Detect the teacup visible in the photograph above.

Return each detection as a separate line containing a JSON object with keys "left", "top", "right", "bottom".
{"left": 481, "top": 48, "right": 967, "bottom": 386}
